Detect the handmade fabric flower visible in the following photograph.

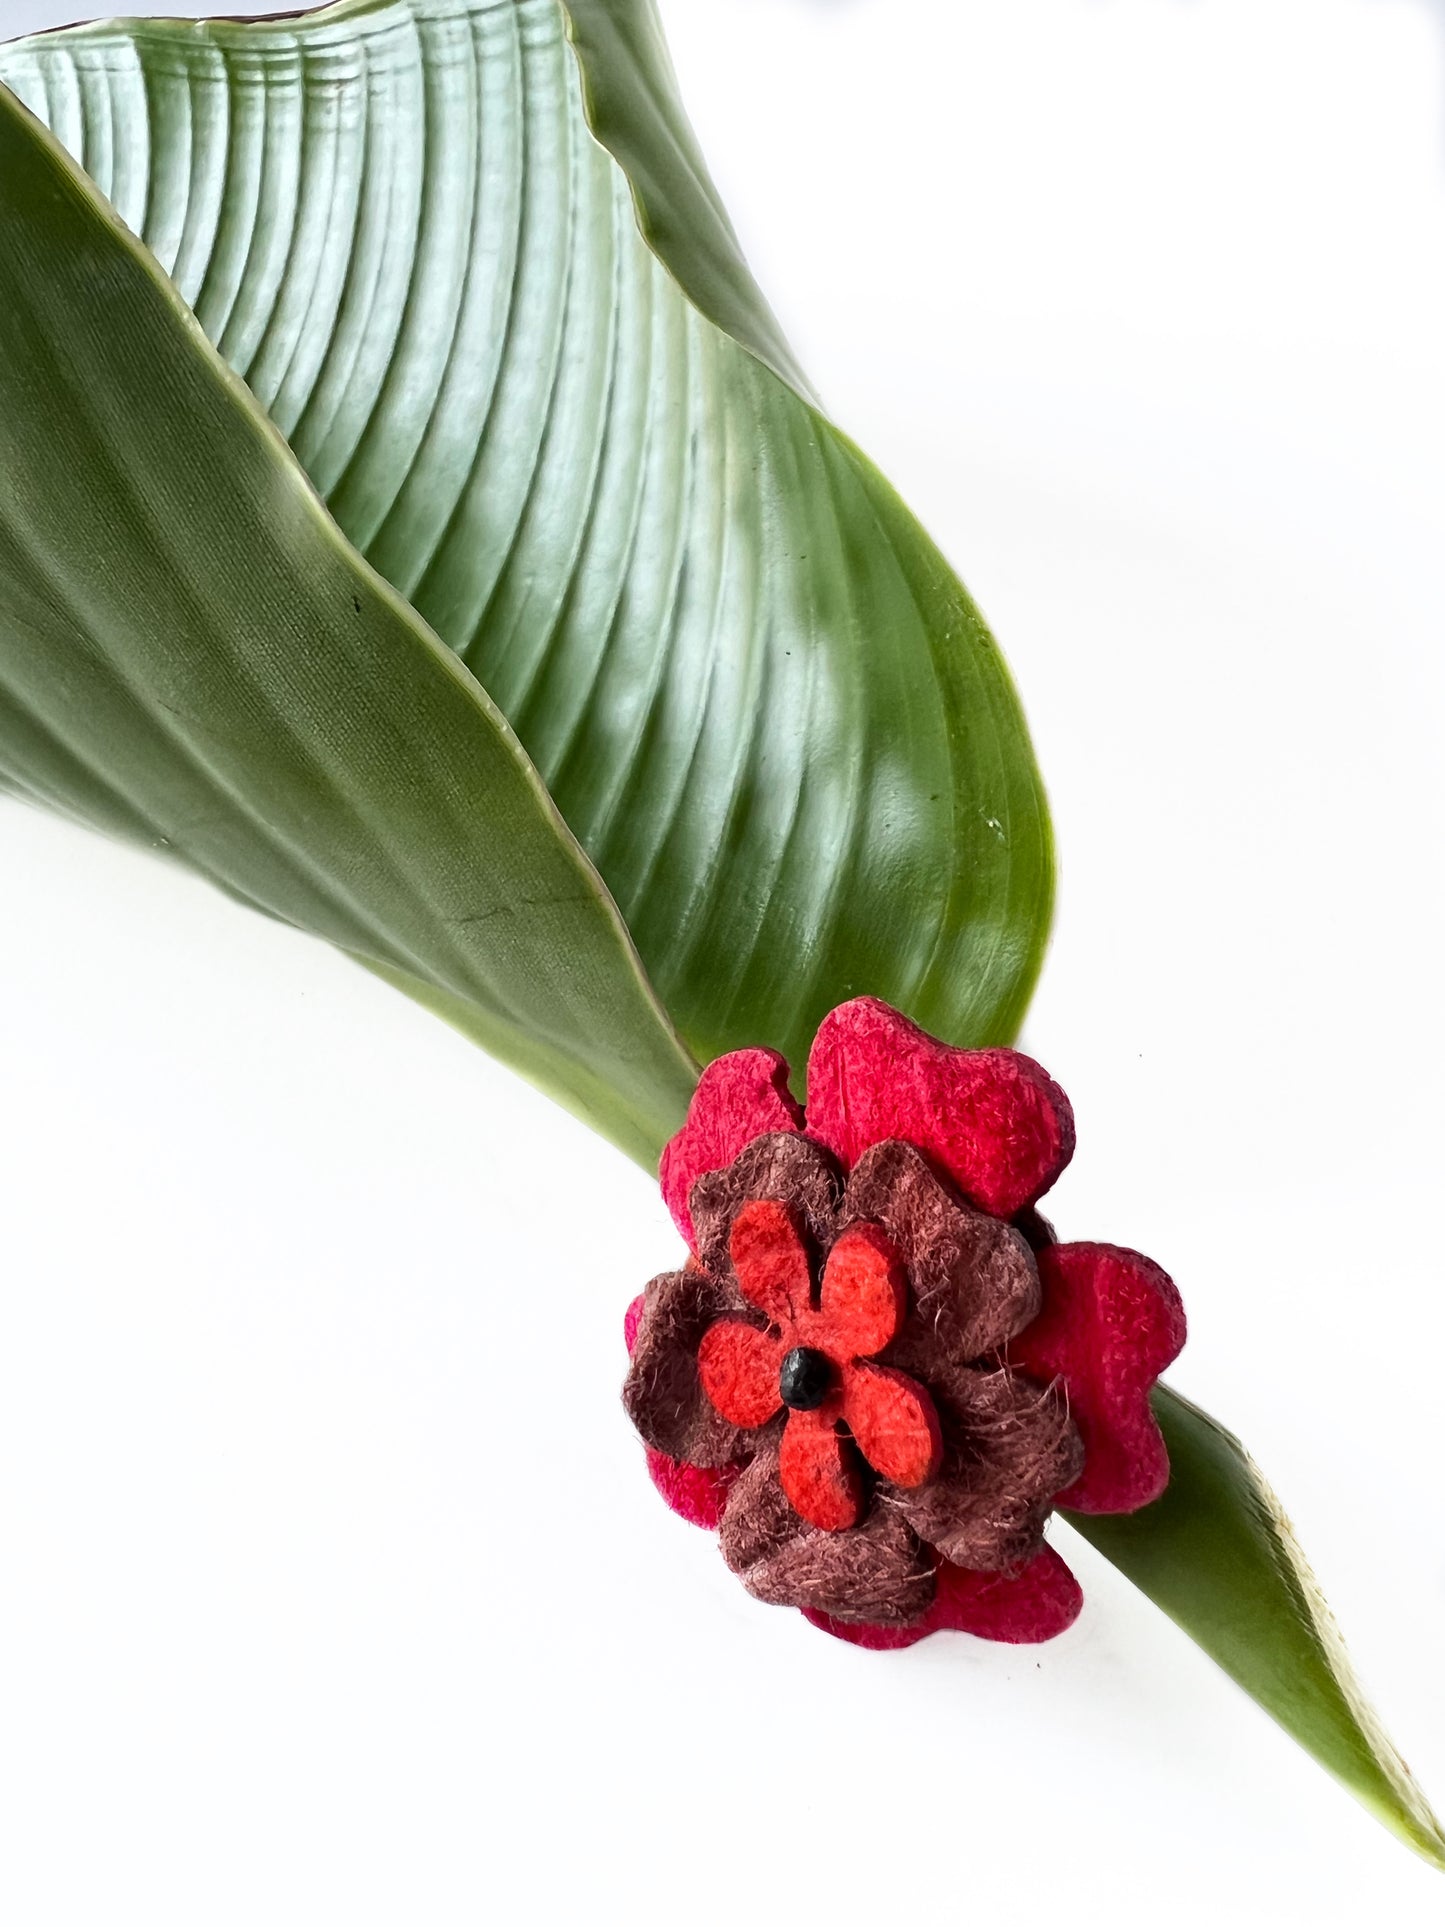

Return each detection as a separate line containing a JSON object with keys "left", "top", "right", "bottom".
{"left": 622, "top": 997, "right": 1185, "bottom": 1649}
{"left": 698, "top": 1201, "right": 942, "bottom": 1532}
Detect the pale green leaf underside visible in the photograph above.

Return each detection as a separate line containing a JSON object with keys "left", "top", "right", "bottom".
{"left": 1072, "top": 1389, "right": 1445, "bottom": 1870}
{"left": 560, "top": 0, "right": 813, "bottom": 399}
{"left": 0, "top": 85, "right": 697, "bottom": 1163}
{"left": 0, "top": 0, "right": 1054, "bottom": 1079}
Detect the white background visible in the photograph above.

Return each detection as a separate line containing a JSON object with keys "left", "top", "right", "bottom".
{"left": 1, "top": 0, "right": 1442, "bottom": 1921}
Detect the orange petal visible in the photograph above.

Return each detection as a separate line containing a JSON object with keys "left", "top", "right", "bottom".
{"left": 844, "top": 1362, "right": 942, "bottom": 1487}
{"left": 778, "top": 1408, "right": 862, "bottom": 1530}
{"left": 729, "top": 1198, "right": 812, "bottom": 1327}
{"left": 697, "top": 1320, "right": 784, "bottom": 1428}
{"left": 815, "top": 1221, "right": 906, "bottom": 1360}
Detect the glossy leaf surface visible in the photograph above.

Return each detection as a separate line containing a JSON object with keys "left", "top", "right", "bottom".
{"left": 0, "top": 0, "right": 1055, "bottom": 1077}
{"left": 1072, "top": 1388, "right": 1445, "bottom": 1870}
{"left": 0, "top": 0, "right": 1435, "bottom": 1871}
{"left": 0, "top": 85, "right": 697, "bottom": 1163}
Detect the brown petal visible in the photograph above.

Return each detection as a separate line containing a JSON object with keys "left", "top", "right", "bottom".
{"left": 719, "top": 1449, "right": 934, "bottom": 1625}
{"left": 882, "top": 1362, "right": 1083, "bottom": 1571}
{"left": 843, "top": 1140, "right": 1040, "bottom": 1361}
{"left": 622, "top": 1268, "right": 759, "bottom": 1467}
{"left": 717, "top": 1445, "right": 799, "bottom": 1573}
{"left": 689, "top": 1133, "right": 841, "bottom": 1282}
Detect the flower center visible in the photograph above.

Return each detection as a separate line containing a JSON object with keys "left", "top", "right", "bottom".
{"left": 779, "top": 1346, "right": 833, "bottom": 1411}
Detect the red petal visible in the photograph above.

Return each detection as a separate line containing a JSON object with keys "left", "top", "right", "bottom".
{"left": 843, "top": 1363, "right": 942, "bottom": 1488}
{"left": 778, "top": 1408, "right": 862, "bottom": 1530}
{"left": 697, "top": 1320, "right": 785, "bottom": 1427}
{"left": 929, "top": 1545, "right": 1083, "bottom": 1642}
{"left": 804, "top": 1544, "right": 1083, "bottom": 1649}
{"left": 729, "top": 1198, "right": 812, "bottom": 1327}
{"left": 1010, "top": 1242, "right": 1186, "bottom": 1513}
{"left": 646, "top": 1448, "right": 739, "bottom": 1529}
{"left": 814, "top": 1220, "right": 906, "bottom": 1360}
{"left": 623, "top": 1293, "right": 647, "bottom": 1354}
{"left": 805, "top": 998, "right": 1074, "bottom": 1218}
{"left": 660, "top": 1049, "right": 803, "bottom": 1245}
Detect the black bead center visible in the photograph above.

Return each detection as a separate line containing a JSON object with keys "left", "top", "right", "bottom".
{"left": 779, "top": 1346, "right": 833, "bottom": 1412}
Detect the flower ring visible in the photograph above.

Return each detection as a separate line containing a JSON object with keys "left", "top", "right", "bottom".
{"left": 622, "top": 997, "right": 1185, "bottom": 1648}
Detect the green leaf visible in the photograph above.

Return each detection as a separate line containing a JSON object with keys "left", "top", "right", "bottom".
{"left": 0, "top": 0, "right": 1435, "bottom": 1871}
{"left": 0, "top": 82, "right": 697, "bottom": 1164}
{"left": 0, "top": 0, "right": 1054, "bottom": 1079}
{"left": 1071, "top": 1387, "right": 1445, "bottom": 1871}
{"left": 560, "top": 0, "right": 813, "bottom": 397}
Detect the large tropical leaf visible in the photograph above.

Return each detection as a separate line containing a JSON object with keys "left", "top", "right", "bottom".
{"left": 0, "top": 0, "right": 1437, "bottom": 1872}
{"left": 0, "top": 0, "right": 1054, "bottom": 1078}
{"left": 561, "top": 0, "right": 812, "bottom": 397}
{"left": 1073, "top": 1389, "right": 1445, "bottom": 1869}
{"left": 0, "top": 82, "right": 697, "bottom": 1164}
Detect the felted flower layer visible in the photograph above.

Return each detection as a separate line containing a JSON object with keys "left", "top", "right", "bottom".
{"left": 623, "top": 997, "right": 1185, "bottom": 1647}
